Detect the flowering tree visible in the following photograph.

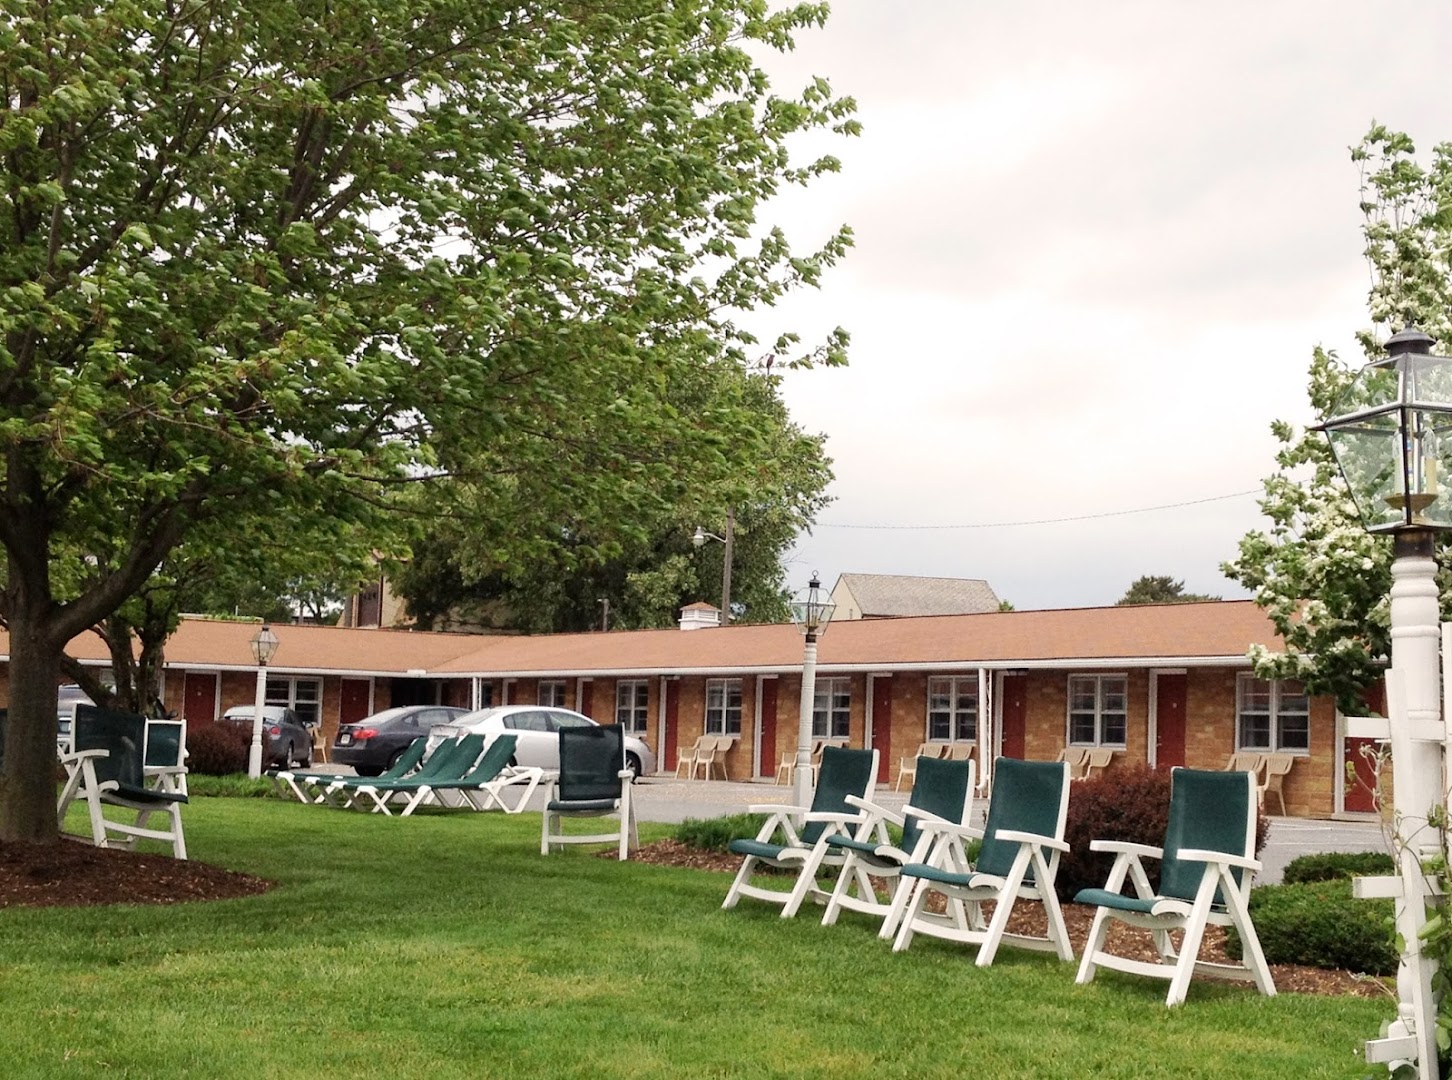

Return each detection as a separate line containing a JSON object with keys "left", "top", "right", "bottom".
{"left": 1224, "top": 126, "right": 1452, "bottom": 713}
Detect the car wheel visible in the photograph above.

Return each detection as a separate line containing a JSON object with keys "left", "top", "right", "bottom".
{"left": 282, "top": 741, "right": 295, "bottom": 768}
{"left": 625, "top": 752, "right": 642, "bottom": 783}
{"left": 354, "top": 765, "right": 382, "bottom": 778}
{"left": 386, "top": 748, "right": 406, "bottom": 772}
{"left": 299, "top": 743, "right": 313, "bottom": 769}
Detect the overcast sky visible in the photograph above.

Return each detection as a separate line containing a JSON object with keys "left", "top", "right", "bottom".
{"left": 749, "top": 0, "right": 1452, "bottom": 610}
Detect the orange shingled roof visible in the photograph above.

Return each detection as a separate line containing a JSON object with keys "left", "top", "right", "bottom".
{"left": 2, "top": 600, "right": 1282, "bottom": 678}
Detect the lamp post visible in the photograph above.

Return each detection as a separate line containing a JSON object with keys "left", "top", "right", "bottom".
{"left": 692, "top": 507, "right": 735, "bottom": 624}
{"left": 1319, "top": 327, "right": 1452, "bottom": 1078}
{"left": 789, "top": 572, "right": 835, "bottom": 809}
{"left": 247, "top": 624, "right": 280, "bottom": 779}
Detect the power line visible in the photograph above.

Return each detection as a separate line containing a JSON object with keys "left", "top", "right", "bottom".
{"left": 817, "top": 489, "right": 1262, "bottom": 531}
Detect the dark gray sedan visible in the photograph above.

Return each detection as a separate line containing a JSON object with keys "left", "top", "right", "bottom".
{"left": 222, "top": 704, "right": 315, "bottom": 769}
{"left": 332, "top": 705, "right": 469, "bottom": 776}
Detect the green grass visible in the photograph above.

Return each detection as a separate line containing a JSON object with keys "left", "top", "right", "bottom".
{"left": 7, "top": 798, "right": 1389, "bottom": 1079}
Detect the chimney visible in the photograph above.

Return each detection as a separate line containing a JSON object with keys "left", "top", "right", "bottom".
{"left": 678, "top": 602, "right": 722, "bottom": 631}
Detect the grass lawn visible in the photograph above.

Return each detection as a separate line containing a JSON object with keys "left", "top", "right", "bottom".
{"left": 3, "top": 797, "right": 1388, "bottom": 1079}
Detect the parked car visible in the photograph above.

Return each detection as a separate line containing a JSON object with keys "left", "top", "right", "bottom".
{"left": 456, "top": 705, "right": 657, "bottom": 781}
{"left": 56, "top": 684, "right": 95, "bottom": 750}
{"left": 220, "top": 704, "right": 315, "bottom": 769}
{"left": 331, "top": 705, "right": 470, "bottom": 777}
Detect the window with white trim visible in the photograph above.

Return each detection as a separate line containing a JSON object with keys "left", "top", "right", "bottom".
{"left": 266, "top": 677, "right": 322, "bottom": 726}
{"left": 1067, "top": 674, "right": 1127, "bottom": 747}
{"left": 538, "top": 680, "right": 566, "bottom": 708}
{"left": 927, "top": 676, "right": 977, "bottom": 742}
{"left": 1237, "top": 675, "right": 1310, "bottom": 752}
{"left": 615, "top": 680, "right": 649, "bottom": 735}
{"left": 705, "top": 678, "right": 742, "bottom": 736}
{"left": 812, "top": 677, "right": 851, "bottom": 739}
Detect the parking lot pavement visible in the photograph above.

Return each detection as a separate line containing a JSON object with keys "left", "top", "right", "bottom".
{"left": 629, "top": 776, "right": 1389, "bottom": 885}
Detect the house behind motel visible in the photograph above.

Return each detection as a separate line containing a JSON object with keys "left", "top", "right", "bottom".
{"left": 0, "top": 600, "right": 1382, "bottom": 819}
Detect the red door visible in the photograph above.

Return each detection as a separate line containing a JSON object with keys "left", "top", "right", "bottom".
{"left": 663, "top": 680, "right": 680, "bottom": 770}
{"left": 872, "top": 676, "right": 893, "bottom": 783}
{"left": 340, "top": 678, "right": 372, "bottom": 725}
{"left": 578, "top": 680, "right": 594, "bottom": 718}
{"left": 183, "top": 672, "right": 217, "bottom": 724}
{"left": 758, "top": 679, "right": 778, "bottom": 780}
{"left": 1156, "top": 673, "right": 1187, "bottom": 769}
{"left": 999, "top": 674, "right": 1026, "bottom": 760}
{"left": 1344, "top": 682, "right": 1385, "bottom": 813}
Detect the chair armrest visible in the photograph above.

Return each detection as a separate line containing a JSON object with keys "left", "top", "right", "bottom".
{"left": 844, "top": 794, "right": 906, "bottom": 828}
{"left": 747, "top": 803, "right": 805, "bottom": 816}
{"left": 1175, "top": 847, "right": 1262, "bottom": 873}
{"left": 1089, "top": 839, "right": 1163, "bottom": 859}
{"left": 916, "top": 817, "right": 985, "bottom": 841}
{"left": 802, "top": 810, "right": 866, "bottom": 826}
{"left": 995, "top": 828, "right": 1070, "bottom": 854}
{"left": 59, "top": 748, "right": 109, "bottom": 766}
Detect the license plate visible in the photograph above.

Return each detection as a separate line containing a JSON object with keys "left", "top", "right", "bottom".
{"left": 337, "top": 734, "right": 352, "bottom": 746}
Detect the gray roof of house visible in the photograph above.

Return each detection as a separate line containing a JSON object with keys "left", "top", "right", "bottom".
{"left": 833, "top": 574, "right": 1001, "bottom": 618}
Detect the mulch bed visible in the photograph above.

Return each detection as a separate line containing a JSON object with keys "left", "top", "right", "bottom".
{"left": 0, "top": 838, "right": 273, "bottom": 908}
{"left": 629, "top": 839, "right": 1391, "bottom": 999}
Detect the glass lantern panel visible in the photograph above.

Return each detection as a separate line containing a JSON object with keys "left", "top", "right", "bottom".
{"left": 1326, "top": 410, "right": 1407, "bottom": 532}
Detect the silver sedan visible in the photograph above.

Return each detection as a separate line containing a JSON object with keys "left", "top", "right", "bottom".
{"left": 456, "top": 705, "right": 657, "bottom": 780}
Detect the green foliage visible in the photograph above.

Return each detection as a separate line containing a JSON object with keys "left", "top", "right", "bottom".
{"left": 1224, "top": 126, "right": 1452, "bottom": 711}
{"left": 1226, "top": 879, "right": 1397, "bottom": 976}
{"left": 1058, "top": 766, "right": 1269, "bottom": 902}
{"left": 184, "top": 723, "right": 249, "bottom": 778}
{"left": 675, "top": 812, "right": 769, "bottom": 852}
{"left": 394, "top": 368, "right": 833, "bottom": 631}
{"left": 0, "top": 0, "right": 857, "bottom": 840}
{"left": 1282, "top": 850, "right": 1396, "bottom": 885}
{"left": 1115, "top": 575, "right": 1220, "bottom": 606}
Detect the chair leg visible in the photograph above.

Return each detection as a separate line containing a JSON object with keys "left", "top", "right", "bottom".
{"left": 891, "top": 879, "right": 931, "bottom": 953}
{"left": 879, "top": 875, "right": 917, "bottom": 940}
{"left": 780, "top": 843, "right": 833, "bottom": 918}
{"left": 1075, "top": 906, "right": 1114, "bottom": 986}
{"left": 722, "top": 855, "right": 759, "bottom": 910}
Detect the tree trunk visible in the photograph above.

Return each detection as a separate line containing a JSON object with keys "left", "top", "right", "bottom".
{"left": 1, "top": 606, "right": 63, "bottom": 843}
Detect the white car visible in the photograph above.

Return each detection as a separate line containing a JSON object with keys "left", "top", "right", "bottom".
{"left": 457, "top": 705, "right": 656, "bottom": 781}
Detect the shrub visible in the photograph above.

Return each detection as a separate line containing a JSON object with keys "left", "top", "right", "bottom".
{"left": 186, "top": 721, "right": 249, "bottom": 776}
{"left": 1282, "top": 850, "right": 1395, "bottom": 884}
{"left": 1226, "top": 879, "right": 1396, "bottom": 974}
{"left": 1056, "top": 765, "right": 1270, "bottom": 902}
{"left": 675, "top": 813, "right": 769, "bottom": 853}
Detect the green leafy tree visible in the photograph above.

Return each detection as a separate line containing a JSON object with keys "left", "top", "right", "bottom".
{"left": 0, "top": 1, "right": 856, "bottom": 842}
{"left": 1115, "top": 575, "right": 1220, "bottom": 606}
{"left": 1224, "top": 125, "right": 1452, "bottom": 712}
{"left": 394, "top": 366, "right": 832, "bottom": 631}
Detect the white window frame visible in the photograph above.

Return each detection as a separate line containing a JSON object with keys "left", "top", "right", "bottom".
{"left": 615, "top": 680, "right": 650, "bottom": 735}
{"left": 266, "top": 676, "right": 322, "bottom": 726}
{"left": 1236, "top": 675, "right": 1310, "bottom": 754}
{"left": 538, "top": 680, "right": 566, "bottom": 708}
{"left": 812, "top": 677, "right": 851, "bottom": 739}
{"left": 927, "top": 676, "right": 977, "bottom": 743}
{"left": 705, "top": 678, "right": 743, "bottom": 736}
{"left": 1067, "top": 674, "right": 1128, "bottom": 748}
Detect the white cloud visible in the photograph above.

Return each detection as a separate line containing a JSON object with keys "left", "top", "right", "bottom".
{"left": 753, "top": 0, "right": 1452, "bottom": 608}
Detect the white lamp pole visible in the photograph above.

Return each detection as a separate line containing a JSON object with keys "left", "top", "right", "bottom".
{"left": 1319, "top": 327, "right": 1452, "bottom": 1078}
{"left": 789, "top": 573, "right": 835, "bottom": 809}
{"left": 248, "top": 624, "right": 280, "bottom": 778}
